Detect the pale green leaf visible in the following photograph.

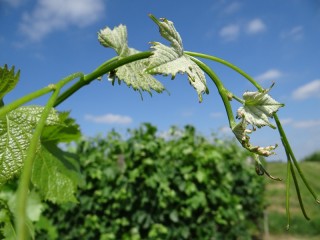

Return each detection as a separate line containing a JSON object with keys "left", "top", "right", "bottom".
{"left": 32, "top": 142, "right": 80, "bottom": 203}
{"left": 0, "top": 65, "right": 20, "bottom": 101}
{"left": 147, "top": 15, "right": 207, "bottom": 102}
{"left": 237, "top": 87, "right": 284, "bottom": 128}
{"left": 26, "top": 191, "right": 43, "bottom": 222}
{"left": 98, "top": 24, "right": 131, "bottom": 56}
{"left": 115, "top": 54, "right": 166, "bottom": 94}
{"left": 149, "top": 16, "right": 184, "bottom": 55}
{"left": 98, "top": 25, "right": 165, "bottom": 94}
{"left": 0, "top": 106, "right": 60, "bottom": 185}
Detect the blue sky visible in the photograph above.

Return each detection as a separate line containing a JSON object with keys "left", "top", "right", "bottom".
{"left": 1, "top": 0, "right": 320, "bottom": 161}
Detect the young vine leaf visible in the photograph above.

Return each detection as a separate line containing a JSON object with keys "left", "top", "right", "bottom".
{"left": 237, "top": 86, "right": 284, "bottom": 129}
{"left": 232, "top": 86, "right": 283, "bottom": 156}
{"left": 0, "top": 65, "right": 20, "bottom": 103}
{"left": 0, "top": 106, "right": 60, "bottom": 186}
{"left": 98, "top": 24, "right": 165, "bottom": 94}
{"left": 146, "top": 15, "right": 208, "bottom": 102}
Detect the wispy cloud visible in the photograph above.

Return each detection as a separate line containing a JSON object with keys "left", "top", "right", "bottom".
{"left": 255, "top": 69, "right": 282, "bottom": 82}
{"left": 219, "top": 24, "right": 240, "bottom": 41}
{"left": 278, "top": 118, "right": 320, "bottom": 129}
{"left": 281, "top": 26, "right": 304, "bottom": 41}
{"left": 18, "top": 0, "right": 105, "bottom": 41}
{"left": 293, "top": 120, "right": 320, "bottom": 128}
{"left": 279, "top": 118, "right": 293, "bottom": 125}
{"left": 246, "top": 18, "right": 266, "bottom": 34}
{"left": 292, "top": 79, "right": 320, "bottom": 100}
{"left": 219, "top": 18, "right": 266, "bottom": 41}
{"left": 210, "top": 112, "right": 223, "bottom": 118}
{"left": 210, "top": 1, "right": 242, "bottom": 15}
{"left": 223, "top": 2, "right": 241, "bottom": 14}
{"left": 85, "top": 114, "right": 133, "bottom": 125}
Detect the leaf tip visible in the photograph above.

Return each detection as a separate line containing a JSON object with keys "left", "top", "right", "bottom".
{"left": 148, "top": 14, "right": 159, "bottom": 24}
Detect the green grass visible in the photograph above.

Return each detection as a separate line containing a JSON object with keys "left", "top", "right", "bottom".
{"left": 264, "top": 161, "right": 320, "bottom": 238}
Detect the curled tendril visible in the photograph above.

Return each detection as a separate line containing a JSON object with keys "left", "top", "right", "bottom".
{"left": 254, "top": 154, "right": 282, "bottom": 181}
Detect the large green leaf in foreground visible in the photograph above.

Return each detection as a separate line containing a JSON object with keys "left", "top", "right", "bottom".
{"left": 32, "top": 111, "right": 81, "bottom": 203}
{"left": 0, "top": 106, "right": 60, "bottom": 185}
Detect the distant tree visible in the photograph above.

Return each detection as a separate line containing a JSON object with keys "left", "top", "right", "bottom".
{"left": 303, "top": 151, "right": 320, "bottom": 162}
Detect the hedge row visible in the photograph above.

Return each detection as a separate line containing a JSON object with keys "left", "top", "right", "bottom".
{"left": 36, "top": 123, "right": 265, "bottom": 239}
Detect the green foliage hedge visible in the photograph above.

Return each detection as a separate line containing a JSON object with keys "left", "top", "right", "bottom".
{"left": 36, "top": 123, "right": 265, "bottom": 239}
{"left": 302, "top": 151, "right": 320, "bottom": 162}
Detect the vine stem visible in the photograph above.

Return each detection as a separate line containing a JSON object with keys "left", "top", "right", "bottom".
{"left": 186, "top": 50, "right": 319, "bottom": 222}
{"left": 184, "top": 51, "right": 264, "bottom": 92}
{"left": 0, "top": 87, "right": 53, "bottom": 117}
{"left": 54, "top": 52, "right": 152, "bottom": 107}
{"left": 188, "top": 56, "right": 236, "bottom": 129}
{"left": 13, "top": 52, "right": 153, "bottom": 238}
{"left": 274, "top": 113, "right": 319, "bottom": 203}
{"left": 15, "top": 73, "right": 81, "bottom": 240}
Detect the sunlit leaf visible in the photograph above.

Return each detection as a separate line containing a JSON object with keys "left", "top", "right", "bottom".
{"left": 146, "top": 15, "right": 208, "bottom": 102}
{"left": 237, "top": 87, "right": 284, "bottom": 129}
{"left": 0, "top": 106, "right": 60, "bottom": 185}
{"left": 98, "top": 25, "right": 165, "bottom": 94}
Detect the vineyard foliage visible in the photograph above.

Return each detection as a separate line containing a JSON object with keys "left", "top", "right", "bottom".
{"left": 36, "top": 123, "right": 265, "bottom": 239}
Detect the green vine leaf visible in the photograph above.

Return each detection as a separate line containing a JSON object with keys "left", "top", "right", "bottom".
{"left": 146, "top": 15, "right": 208, "bottom": 102}
{"left": 237, "top": 86, "right": 284, "bottom": 129}
{"left": 98, "top": 24, "right": 165, "bottom": 94}
{"left": 0, "top": 106, "right": 60, "bottom": 185}
{"left": 0, "top": 65, "right": 20, "bottom": 102}
{"left": 31, "top": 112, "right": 81, "bottom": 203}
{"left": 0, "top": 189, "right": 42, "bottom": 239}
{"left": 32, "top": 143, "right": 80, "bottom": 204}
{"left": 41, "top": 111, "right": 81, "bottom": 144}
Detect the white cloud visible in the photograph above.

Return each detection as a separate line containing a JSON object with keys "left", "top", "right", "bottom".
{"left": 219, "top": 18, "right": 266, "bottom": 41}
{"left": 255, "top": 69, "right": 282, "bottom": 82}
{"left": 281, "top": 26, "right": 304, "bottom": 41}
{"left": 292, "top": 79, "right": 320, "bottom": 100}
{"left": 19, "top": 0, "right": 105, "bottom": 41}
{"left": 293, "top": 120, "right": 320, "bottom": 128}
{"left": 218, "top": 126, "right": 232, "bottom": 134}
{"left": 85, "top": 114, "right": 133, "bottom": 125}
{"left": 277, "top": 118, "right": 320, "bottom": 129}
{"left": 219, "top": 24, "right": 240, "bottom": 41}
{"left": 210, "top": 112, "right": 223, "bottom": 118}
{"left": 223, "top": 2, "right": 241, "bottom": 14}
{"left": 246, "top": 18, "right": 266, "bottom": 34}
{"left": 279, "top": 118, "right": 293, "bottom": 125}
